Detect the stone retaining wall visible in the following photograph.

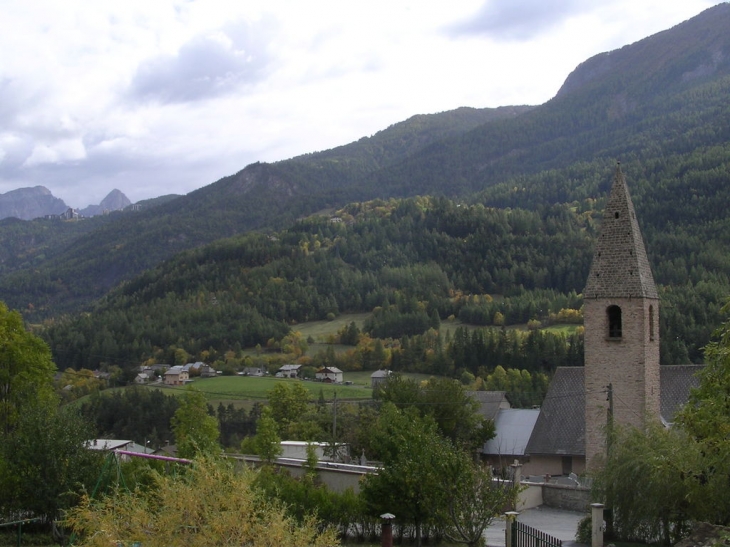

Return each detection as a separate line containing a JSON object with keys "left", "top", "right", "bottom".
{"left": 541, "top": 483, "right": 591, "bottom": 512}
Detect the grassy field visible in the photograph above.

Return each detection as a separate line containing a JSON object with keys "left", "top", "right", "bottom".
{"left": 292, "top": 312, "right": 371, "bottom": 342}
{"left": 344, "top": 371, "right": 437, "bottom": 386}
{"left": 146, "top": 375, "right": 373, "bottom": 405}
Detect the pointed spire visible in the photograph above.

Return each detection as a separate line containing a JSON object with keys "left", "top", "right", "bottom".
{"left": 584, "top": 163, "right": 658, "bottom": 299}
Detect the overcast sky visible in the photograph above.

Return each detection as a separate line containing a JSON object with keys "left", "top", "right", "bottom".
{"left": 0, "top": 0, "right": 719, "bottom": 208}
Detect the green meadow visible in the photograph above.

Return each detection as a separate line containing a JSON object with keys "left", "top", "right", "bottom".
{"left": 148, "top": 375, "right": 373, "bottom": 406}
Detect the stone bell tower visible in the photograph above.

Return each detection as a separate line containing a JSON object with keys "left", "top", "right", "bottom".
{"left": 583, "top": 164, "right": 660, "bottom": 469}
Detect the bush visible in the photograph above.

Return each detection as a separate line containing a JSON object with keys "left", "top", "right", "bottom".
{"left": 576, "top": 514, "right": 592, "bottom": 544}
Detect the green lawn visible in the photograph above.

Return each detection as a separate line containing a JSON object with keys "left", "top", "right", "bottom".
{"left": 305, "top": 342, "right": 354, "bottom": 357}
{"left": 149, "top": 375, "right": 373, "bottom": 404}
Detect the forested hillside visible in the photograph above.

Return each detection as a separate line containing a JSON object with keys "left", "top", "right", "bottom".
{"left": 0, "top": 107, "right": 529, "bottom": 320}
{"left": 3, "top": 4, "right": 730, "bottom": 387}
{"left": 4, "top": 5, "right": 730, "bottom": 321}
{"left": 43, "top": 192, "right": 723, "bottom": 385}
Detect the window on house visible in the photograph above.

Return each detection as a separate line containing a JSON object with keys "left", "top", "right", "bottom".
{"left": 608, "top": 305, "right": 622, "bottom": 338}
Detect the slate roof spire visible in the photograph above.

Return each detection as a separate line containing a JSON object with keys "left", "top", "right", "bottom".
{"left": 584, "top": 163, "right": 658, "bottom": 299}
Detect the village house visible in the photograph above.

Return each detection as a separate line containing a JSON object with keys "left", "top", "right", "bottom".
{"left": 134, "top": 372, "right": 151, "bottom": 384}
{"left": 183, "top": 362, "right": 217, "bottom": 378}
{"left": 466, "top": 390, "right": 511, "bottom": 421}
{"left": 316, "top": 366, "right": 343, "bottom": 383}
{"left": 241, "top": 366, "right": 265, "bottom": 376}
{"left": 164, "top": 365, "right": 189, "bottom": 386}
{"left": 276, "top": 364, "right": 301, "bottom": 378}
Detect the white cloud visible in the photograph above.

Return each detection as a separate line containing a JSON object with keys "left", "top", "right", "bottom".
{"left": 127, "top": 20, "right": 276, "bottom": 104}
{"left": 0, "top": 0, "right": 720, "bottom": 208}
{"left": 448, "top": 0, "right": 598, "bottom": 41}
{"left": 22, "top": 139, "right": 87, "bottom": 168}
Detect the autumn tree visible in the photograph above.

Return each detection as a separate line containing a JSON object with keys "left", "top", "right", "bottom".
{"left": 65, "top": 457, "right": 337, "bottom": 547}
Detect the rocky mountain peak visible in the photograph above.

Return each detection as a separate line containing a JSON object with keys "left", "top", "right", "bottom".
{"left": 0, "top": 186, "right": 68, "bottom": 220}
{"left": 80, "top": 189, "right": 132, "bottom": 217}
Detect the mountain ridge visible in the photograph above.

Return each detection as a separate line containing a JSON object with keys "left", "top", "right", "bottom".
{"left": 0, "top": 186, "right": 135, "bottom": 220}
{"left": 2, "top": 3, "right": 730, "bottom": 324}
{"left": 0, "top": 186, "right": 68, "bottom": 220}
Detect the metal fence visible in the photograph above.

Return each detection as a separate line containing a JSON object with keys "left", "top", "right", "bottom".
{"left": 510, "top": 519, "right": 563, "bottom": 547}
{"left": 0, "top": 518, "right": 42, "bottom": 547}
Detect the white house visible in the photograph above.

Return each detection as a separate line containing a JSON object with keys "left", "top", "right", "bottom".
{"left": 135, "top": 372, "right": 150, "bottom": 384}
{"left": 316, "top": 366, "right": 343, "bottom": 383}
{"left": 277, "top": 364, "right": 301, "bottom": 378}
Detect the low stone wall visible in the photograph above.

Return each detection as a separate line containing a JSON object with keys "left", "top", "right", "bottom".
{"left": 541, "top": 483, "right": 591, "bottom": 512}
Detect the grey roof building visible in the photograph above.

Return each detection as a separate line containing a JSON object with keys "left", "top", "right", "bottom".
{"left": 482, "top": 166, "right": 705, "bottom": 476}
{"left": 516, "top": 364, "right": 703, "bottom": 475}
{"left": 466, "top": 391, "right": 511, "bottom": 421}
{"left": 484, "top": 408, "right": 540, "bottom": 459}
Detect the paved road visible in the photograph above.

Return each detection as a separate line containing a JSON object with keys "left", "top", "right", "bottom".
{"left": 484, "top": 506, "right": 588, "bottom": 547}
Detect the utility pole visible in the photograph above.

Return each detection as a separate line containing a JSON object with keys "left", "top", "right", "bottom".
{"left": 332, "top": 390, "right": 337, "bottom": 440}
{"left": 332, "top": 391, "right": 338, "bottom": 461}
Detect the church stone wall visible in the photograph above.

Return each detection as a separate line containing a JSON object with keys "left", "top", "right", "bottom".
{"left": 584, "top": 297, "right": 660, "bottom": 468}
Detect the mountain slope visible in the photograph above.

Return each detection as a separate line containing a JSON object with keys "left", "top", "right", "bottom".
{"left": 0, "top": 186, "right": 68, "bottom": 220}
{"left": 43, "top": 197, "right": 592, "bottom": 373}
{"left": 4, "top": 4, "right": 730, "bottom": 321}
{"left": 0, "top": 107, "right": 531, "bottom": 318}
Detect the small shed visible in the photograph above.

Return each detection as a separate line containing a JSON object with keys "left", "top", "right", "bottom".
{"left": 370, "top": 369, "right": 391, "bottom": 389}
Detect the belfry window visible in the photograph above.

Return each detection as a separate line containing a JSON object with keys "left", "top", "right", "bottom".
{"left": 607, "top": 305, "right": 622, "bottom": 338}
{"left": 649, "top": 305, "right": 655, "bottom": 341}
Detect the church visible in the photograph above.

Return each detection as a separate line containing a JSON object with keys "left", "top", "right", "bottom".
{"left": 482, "top": 164, "right": 703, "bottom": 476}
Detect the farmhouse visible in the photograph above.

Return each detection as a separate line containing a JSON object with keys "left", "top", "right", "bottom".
{"left": 164, "top": 365, "right": 189, "bottom": 386}
{"left": 316, "top": 366, "right": 343, "bottom": 383}
{"left": 276, "top": 364, "right": 301, "bottom": 378}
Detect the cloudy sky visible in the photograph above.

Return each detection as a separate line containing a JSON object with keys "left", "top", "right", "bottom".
{"left": 0, "top": 0, "right": 719, "bottom": 208}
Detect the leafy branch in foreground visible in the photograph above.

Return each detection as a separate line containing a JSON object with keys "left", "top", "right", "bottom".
{"left": 65, "top": 458, "right": 338, "bottom": 547}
